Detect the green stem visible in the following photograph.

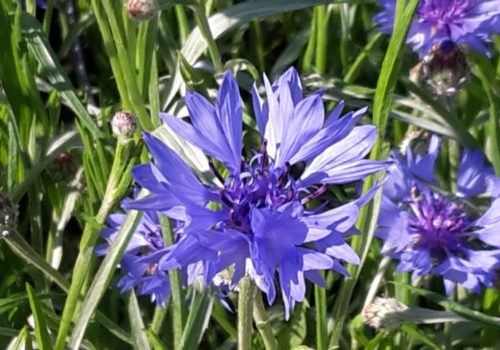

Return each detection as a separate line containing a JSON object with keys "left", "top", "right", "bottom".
{"left": 191, "top": 3, "right": 223, "bottom": 73}
{"left": 344, "top": 33, "right": 383, "bottom": 84}
{"left": 238, "top": 276, "right": 255, "bottom": 350}
{"left": 314, "top": 5, "right": 328, "bottom": 74}
{"left": 160, "top": 215, "right": 185, "bottom": 350}
{"left": 90, "top": 0, "right": 130, "bottom": 109}
{"left": 302, "top": 9, "right": 317, "bottom": 72}
{"left": 175, "top": 5, "right": 190, "bottom": 45}
{"left": 315, "top": 283, "right": 328, "bottom": 350}
{"left": 96, "top": 0, "right": 153, "bottom": 130}
{"left": 54, "top": 138, "right": 133, "bottom": 350}
{"left": 151, "top": 307, "right": 168, "bottom": 335}
{"left": 253, "top": 292, "right": 278, "bottom": 350}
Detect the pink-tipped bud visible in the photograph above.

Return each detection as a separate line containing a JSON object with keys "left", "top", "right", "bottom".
{"left": 126, "top": 0, "right": 159, "bottom": 21}
{"left": 111, "top": 111, "right": 137, "bottom": 138}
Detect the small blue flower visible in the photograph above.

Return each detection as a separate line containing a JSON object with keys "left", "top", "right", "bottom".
{"left": 374, "top": 0, "right": 500, "bottom": 56}
{"left": 96, "top": 201, "right": 170, "bottom": 306}
{"left": 126, "top": 67, "right": 388, "bottom": 318}
{"left": 377, "top": 136, "right": 500, "bottom": 295}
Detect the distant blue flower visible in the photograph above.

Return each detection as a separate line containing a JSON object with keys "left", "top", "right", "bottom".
{"left": 374, "top": 0, "right": 500, "bottom": 56}
{"left": 377, "top": 136, "right": 500, "bottom": 295}
{"left": 21, "top": 0, "right": 47, "bottom": 9}
{"left": 96, "top": 202, "right": 170, "bottom": 306}
{"left": 126, "top": 67, "right": 388, "bottom": 318}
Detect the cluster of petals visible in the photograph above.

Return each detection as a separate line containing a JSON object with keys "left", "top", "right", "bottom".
{"left": 96, "top": 201, "right": 170, "bottom": 306}
{"left": 114, "top": 67, "right": 387, "bottom": 317}
{"left": 377, "top": 136, "right": 500, "bottom": 294}
{"left": 374, "top": 0, "right": 500, "bottom": 56}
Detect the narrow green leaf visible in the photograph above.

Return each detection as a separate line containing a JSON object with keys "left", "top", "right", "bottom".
{"left": 26, "top": 283, "right": 53, "bottom": 350}
{"left": 128, "top": 291, "right": 151, "bottom": 350}
{"left": 401, "top": 324, "right": 442, "bottom": 350}
{"left": 393, "top": 283, "right": 500, "bottom": 328}
{"left": 68, "top": 209, "right": 143, "bottom": 349}
{"left": 146, "top": 329, "right": 168, "bottom": 350}
{"left": 19, "top": 14, "right": 101, "bottom": 137}
{"left": 2, "top": 232, "right": 134, "bottom": 345}
{"left": 180, "top": 290, "right": 214, "bottom": 350}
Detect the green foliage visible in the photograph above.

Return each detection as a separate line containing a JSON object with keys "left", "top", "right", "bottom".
{"left": 0, "top": 0, "right": 499, "bottom": 349}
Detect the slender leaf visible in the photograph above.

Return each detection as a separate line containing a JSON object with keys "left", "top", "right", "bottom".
{"left": 26, "top": 283, "right": 53, "bottom": 350}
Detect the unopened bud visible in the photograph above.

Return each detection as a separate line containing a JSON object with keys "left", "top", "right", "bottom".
{"left": 417, "top": 40, "right": 470, "bottom": 96}
{"left": 0, "top": 193, "right": 18, "bottom": 237}
{"left": 111, "top": 111, "right": 137, "bottom": 138}
{"left": 362, "top": 297, "right": 408, "bottom": 330}
{"left": 362, "top": 297, "right": 465, "bottom": 330}
{"left": 126, "top": 0, "right": 159, "bottom": 21}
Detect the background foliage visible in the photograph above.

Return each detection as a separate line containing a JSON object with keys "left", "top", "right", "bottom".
{"left": 1, "top": 0, "right": 500, "bottom": 349}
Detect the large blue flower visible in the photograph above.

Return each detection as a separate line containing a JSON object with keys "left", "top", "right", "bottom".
{"left": 126, "top": 67, "right": 387, "bottom": 318}
{"left": 376, "top": 136, "right": 500, "bottom": 295}
{"left": 374, "top": 0, "right": 500, "bottom": 56}
{"left": 96, "top": 201, "right": 170, "bottom": 306}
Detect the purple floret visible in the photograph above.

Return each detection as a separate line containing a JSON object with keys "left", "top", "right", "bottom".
{"left": 377, "top": 136, "right": 500, "bottom": 295}
{"left": 125, "top": 67, "right": 388, "bottom": 318}
{"left": 374, "top": 0, "right": 500, "bottom": 56}
{"left": 96, "top": 206, "right": 171, "bottom": 307}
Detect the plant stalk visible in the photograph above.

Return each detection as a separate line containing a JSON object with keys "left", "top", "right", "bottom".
{"left": 253, "top": 291, "right": 278, "bottom": 350}
{"left": 238, "top": 276, "right": 255, "bottom": 350}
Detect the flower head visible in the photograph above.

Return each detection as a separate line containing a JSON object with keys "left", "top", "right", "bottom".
{"left": 96, "top": 201, "right": 170, "bottom": 306}
{"left": 374, "top": 0, "right": 500, "bottom": 56}
{"left": 126, "top": 67, "right": 387, "bottom": 318}
{"left": 377, "top": 135, "right": 500, "bottom": 294}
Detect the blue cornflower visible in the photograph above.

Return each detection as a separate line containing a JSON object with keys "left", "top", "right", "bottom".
{"left": 377, "top": 136, "right": 500, "bottom": 295}
{"left": 374, "top": 0, "right": 500, "bottom": 56}
{"left": 126, "top": 67, "right": 388, "bottom": 318}
{"left": 96, "top": 201, "right": 170, "bottom": 306}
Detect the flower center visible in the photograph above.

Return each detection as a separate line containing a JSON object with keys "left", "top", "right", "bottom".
{"left": 407, "top": 187, "right": 470, "bottom": 251}
{"left": 418, "top": 0, "right": 472, "bottom": 32}
{"left": 214, "top": 140, "right": 325, "bottom": 233}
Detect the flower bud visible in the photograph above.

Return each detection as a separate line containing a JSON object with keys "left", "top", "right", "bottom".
{"left": 363, "top": 297, "right": 465, "bottom": 330}
{"left": 126, "top": 0, "right": 159, "bottom": 21}
{"left": 362, "top": 297, "right": 408, "bottom": 330}
{"left": 111, "top": 111, "right": 137, "bottom": 138}
{"left": 0, "top": 193, "right": 18, "bottom": 237}
{"left": 415, "top": 40, "right": 470, "bottom": 96}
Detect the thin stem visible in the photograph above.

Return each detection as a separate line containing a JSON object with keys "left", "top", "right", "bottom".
{"left": 159, "top": 215, "right": 185, "bottom": 350}
{"left": 302, "top": 9, "right": 317, "bottom": 72}
{"left": 191, "top": 3, "right": 223, "bottom": 72}
{"left": 315, "top": 283, "right": 327, "bottom": 350}
{"left": 151, "top": 307, "right": 168, "bottom": 335}
{"left": 99, "top": 0, "right": 154, "bottom": 130}
{"left": 238, "top": 276, "right": 255, "bottom": 350}
{"left": 54, "top": 138, "right": 133, "bottom": 350}
{"left": 175, "top": 5, "right": 189, "bottom": 45}
{"left": 315, "top": 5, "right": 328, "bottom": 74}
{"left": 253, "top": 292, "right": 278, "bottom": 350}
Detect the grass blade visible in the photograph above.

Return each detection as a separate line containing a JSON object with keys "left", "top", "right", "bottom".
{"left": 20, "top": 14, "right": 101, "bottom": 137}
{"left": 26, "top": 283, "right": 53, "bottom": 350}
{"left": 128, "top": 291, "right": 151, "bottom": 350}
